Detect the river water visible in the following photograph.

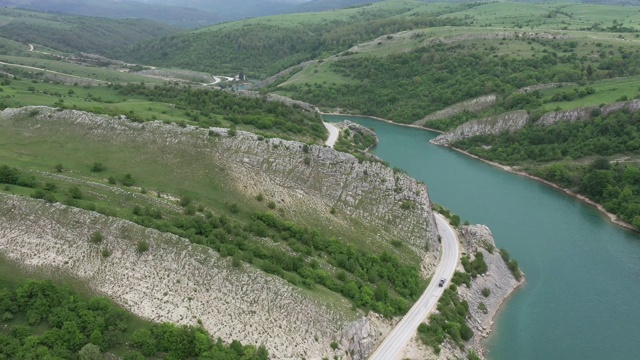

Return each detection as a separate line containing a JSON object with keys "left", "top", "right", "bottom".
{"left": 323, "top": 115, "right": 640, "bottom": 360}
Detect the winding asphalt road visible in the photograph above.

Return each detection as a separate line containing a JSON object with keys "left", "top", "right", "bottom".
{"left": 368, "top": 213, "right": 460, "bottom": 360}
{"left": 323, "top": 122, "right": 340, "bottom": 148}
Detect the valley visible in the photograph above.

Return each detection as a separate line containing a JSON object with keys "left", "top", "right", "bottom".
{"left": 1, "top": 1, "right": 640, "bottom": 359}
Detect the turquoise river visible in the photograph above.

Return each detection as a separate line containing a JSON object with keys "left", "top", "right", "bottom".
{"left": 324, "top": 115, "right": 640, "bottom": 360}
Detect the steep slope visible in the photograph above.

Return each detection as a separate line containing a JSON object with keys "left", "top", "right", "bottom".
{"left": 0, "top": 106, "right": 442, "bottom": 357}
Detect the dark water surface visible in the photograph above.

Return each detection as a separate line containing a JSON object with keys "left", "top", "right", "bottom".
{"left": 323, "top": 115, "right": 640, "bottom": 360}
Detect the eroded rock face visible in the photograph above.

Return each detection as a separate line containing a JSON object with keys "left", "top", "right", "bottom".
{"left": 430, "top": 99, "right": 640, "bottom": 146}
{"left": 415, "top": 95, "right": 497, "bottom": 126}
{"left": 0, "top": 195, "right": 353, "bottom": 359}
{"left": 399, "top": 225, "right": 523, "bottom": 360}
{"left": 0, "top": 106, "right": 443, "bottom": 359}
{"left": 236, "top": 90, "right": 320, "bottom": 113}
{"left": 431, "top": 110, "right": 529, "bottom": 145}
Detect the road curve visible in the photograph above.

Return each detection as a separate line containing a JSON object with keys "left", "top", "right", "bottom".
{"left": 368, "top": 213, "right": 459, "bottom": 360}
{"left": 323, "top": 122, "right": 340, "bottom": 148}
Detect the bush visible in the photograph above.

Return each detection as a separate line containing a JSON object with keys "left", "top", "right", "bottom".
{"left": 267, "top": 201, "right": 276, "bottom": 209}
{"left": 137, "top": 240, "right": 149, "bottom": 253}
{"left": 303, "top": 156, "right": 311, "bottom": 165}
{"left": 68, "top": 186, "right": 83, "bottom": 199}
{"left": 90, "top": 162, "right": 105, "bottom": 172}
{"left": 107, "top": 176, "right": 116, "bottom": 184}
{"left": 330, "top": 341, "right": 339, "bottom": 350}
{"left": 179, "top": 195, "right": 192, "bottom": 207}
{"left": 121, "top": 174, "right": 135, "bottom": 187}
{"left": 481, "top": 287, "right": 491, "bottom": 297}
{"left": 500, "top": 248, "right": 522, "bottom": 281}
{"left": 256, "top": 193, "right": 264, "bottom": 202}
{"left": 90, "top": 231, "right": 103, "bottom": 244}
{"left": 54, "top": 163, "right": 64, "bottom": 172}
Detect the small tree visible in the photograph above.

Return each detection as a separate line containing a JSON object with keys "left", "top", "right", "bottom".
{"left": 90, "top": 162, "right": 105, "bottom": 172}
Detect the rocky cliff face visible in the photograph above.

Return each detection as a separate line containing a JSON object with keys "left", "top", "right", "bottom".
{"left": 431, "top": 110, "right": 529, "bottom": 145}
{"left": 415, "top": 95, "right": 497, "bottom": 126}
{"left": 0, "top": 106, "right": 442, "bottom": 359}
{"left": 430, "top": 100, "right": 640, "bottom": 146}
{"left": 0, "top": 195, "right": 352, "bottom": 359}
{"left": 538, "top": 99, "right": 640, "bottom": 126}
{"left": 236, "top": 90, "right": 320, "bottom": 113}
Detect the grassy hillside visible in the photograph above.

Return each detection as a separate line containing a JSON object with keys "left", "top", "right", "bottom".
{"left": 0, "top": 106, "right": 436, "bottom": 318}
{"left": 117, "top": 1, "right": 475, "bottom": 77}
{"left": 270, "top": 1, "right": 640, "bottom": 123}
{"left": 0, "top": 8, "right": 181, "bottom": 55}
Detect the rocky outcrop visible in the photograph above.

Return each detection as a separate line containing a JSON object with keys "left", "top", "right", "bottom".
{"left": 516, "top": 82, "right": 576, "bottom": 94}
{"left": 415, "top": 95, "right": 497, "bottom": 126}
{"left": 431, "top": 110, "right": 529, "bottom": 145}
{"left": 399, "top": 225, "right": 523, "bottom": 360}
{"left": 0, "top": 106, "right": 443, "bottom": 359}
{"left": 235, "top": 90, "right": 320, "bottom": 113}
{"left": 435, "top": 32, "right": 570, "bottom": 44}
{"left": 538, "top": 99, "right": 640, "bottom": 126}
{"left": 456, "top": 225, "right": 524, "bottom": 359}
{"left": 0, "top": 194, "right": 354, "bottom": 360}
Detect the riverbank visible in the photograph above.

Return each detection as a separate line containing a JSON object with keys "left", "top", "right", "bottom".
{"left": 439, "top": 144, "right": 639, "bottom": 234}
{"left": 325, "top": 112, "right": 638, "bottom": 233}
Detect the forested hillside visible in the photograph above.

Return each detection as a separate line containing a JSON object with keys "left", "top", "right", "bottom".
{"left": 0, "top": 8, "right": 181, "bottom": 54}
{"left": 0, "top": 278, "right": 267, "bottom": 359}
{"left": 117, "top": 2, "right": 473, "bottom": 77}
{"left": 454, "top": 105, "right": 640, "bottom": 229}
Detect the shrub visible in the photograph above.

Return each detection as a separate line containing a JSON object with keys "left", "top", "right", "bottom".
{"left": 68, "top": 186, "right": 83, "bottom": 199}
{"left": 43, "top": 182, "right": 57, "bottom": 191}
{"left": 267, "top": 200, "right": 276, "bottom": 209}
{"left": 256, "top": 193, "right": 264, "bottom": 202}
{"left": 90, "top": 231, "right": 103, "bottom": 244}
{"left": 90, "top": 162, "right": 105, "bottom": 172}
{"left": 107, "top": 176, "right": 116, "bottom": 184}
{"left": 102, "top": 248, "right": 111, "bottom": 257}
{"left": 121, "top": 173, "right": 135, "bottom": 187}
{"left": 54, "top": 163, "right": 64, "bottom": 172}
{"left": 179, "top": 195, "right": 192, "bottom": 207}
{"left": 478, "top": 302, "right": 488, "bottom": 314}
{"left": 481, "top": 287, "right": 491, "bottom": 297}
{"left": 304, "top": 156, "right": 311, "bottom": 165}
{"left": 137, "top": 240, "right": 149, "bottom": 253}
{"left": 330, "top": 341, "right": 339, "bottom": 350}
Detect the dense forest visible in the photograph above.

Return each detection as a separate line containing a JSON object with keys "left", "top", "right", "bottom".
{"left": 278, "top": 40, "right": 615, "bottom": 123}
{"left": 119, "top": 13, "right": 469, "bottom": 77}
{"left": 454, "top": 108, "right": 640, "bottom": 228}
{"left": 0, "top": 9, "right": 181, "bottom": 55}
{"left": 0, "top": 279, "right": 268, "bottom": 359}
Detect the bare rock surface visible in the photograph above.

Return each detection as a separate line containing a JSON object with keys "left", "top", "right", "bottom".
{"left": 415, "top": 95, "right": 497, "bottom": 126}
{"left": 0, "top": 106, "right": 443, "bottom": 359}
{"left": 400, "top": 225, "right": 523, "bottom": 360}
{"left": 431, "top": 110, "right": 529, "bottom": 145}
{"left": 235, "top": 90, "right": 320, "bottom": 113}
{"left": 0, "top": 194, "right": 354, "bottom": 359}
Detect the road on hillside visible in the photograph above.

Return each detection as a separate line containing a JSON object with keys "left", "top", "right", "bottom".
{"left": 368, "top": 213, "right": 460, "bottom": 360}
{"left": 323, "top": 122, "right": 340, "bottom": 148}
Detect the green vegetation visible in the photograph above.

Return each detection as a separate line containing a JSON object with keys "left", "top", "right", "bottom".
{"left": 0, "top": 279, "right": 268, "bottom": 359}
{"left": 499, "top": 249, "right": 523, "bottom": 281}
{"left": 119, "top": 3, "right": 471, "bottom": 77}
{"left": 417, "top": 286, "right": 473, "bottom": 354}
{"left": 0, "top": 69, "right": 324, "bottom": 143}
{"left": 454, "top": 108, "right": 640, "bottom": 229}
{"left": 115, "top": 83, "right": 325, "bottom": 142}
{"left": 461, "top": 252, "right": 488, "bottom": 278}
{"left": 0, "top": 8, "right": 181, "bottom": 55}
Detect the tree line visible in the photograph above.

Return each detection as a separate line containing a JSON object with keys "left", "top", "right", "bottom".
{"left": 0, "top": 279, "right": 268, "bottom": 359}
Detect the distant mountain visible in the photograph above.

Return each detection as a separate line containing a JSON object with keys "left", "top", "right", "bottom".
{"left": 0, "top": 0, "right": 219, "bottom": 27}
{"left": 0, "top": 8, "right": 182, "bottom": 54}
{"left": 144, "top": 0, "right": 309, "bottom": 21}
{"left": 290, "top": 0, "right": 385, "bottom": 12}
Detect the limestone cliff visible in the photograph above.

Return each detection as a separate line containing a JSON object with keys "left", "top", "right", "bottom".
{"left": 0, "top": 106, "right": 442, "bottom": 359}
{"left": 431, "top": 110, "right": 529, "bottom": 145}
